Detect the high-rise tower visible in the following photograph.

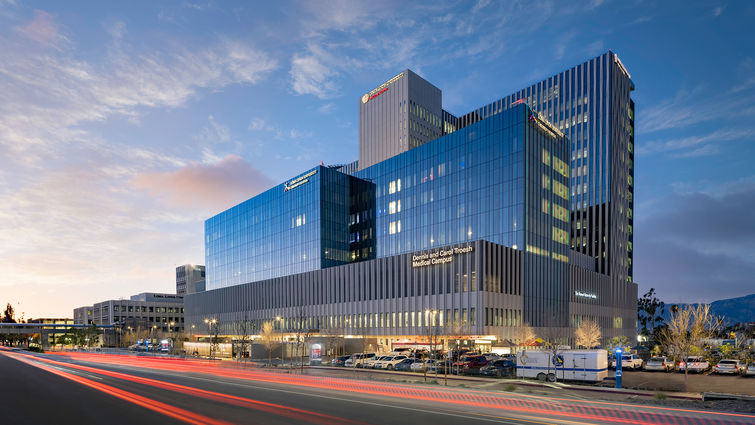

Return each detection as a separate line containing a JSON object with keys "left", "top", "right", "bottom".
{"left": 358, "top": 70, "right": 442, "bottom": 170}
{"left": 448, "top": 51, "right": 635, "bottom": 283}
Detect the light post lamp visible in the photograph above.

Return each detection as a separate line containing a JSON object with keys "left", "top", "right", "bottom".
{"left": 424, "top": 309, "right": 438, "bottom": 382}
{"left": 275, "top": 316, "right": 283, "bottom": 367}
{"left": 169, "top": 321, "right": 175, "bottom": 354}
{"left": 151, "top": 325, "right": 157, "bottom": 350}
{"left": 204, "top": 318, "right": 217, "bottom": 360}
{"left": 191, "top": 324, "right": 195, "bottom": 341}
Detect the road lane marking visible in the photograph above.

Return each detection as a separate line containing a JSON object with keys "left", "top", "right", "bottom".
{"left": 171, "top": 373, "right": 570, "bottom": 425}
{"left": 19, "top": 353, "right": 372, "bottom": 425}
{"left": 1, "top": 352, "right": 235, "bottom": 425}
{"left": 38, "top": 352, "right": 755, "bottom": 424}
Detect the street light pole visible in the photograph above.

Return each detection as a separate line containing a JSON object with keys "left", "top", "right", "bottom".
{"left": 169, "top": 321, "right": 175, "bottom": 354}
{"left": 276, "top": 316, "right": 282, "bottom": 368}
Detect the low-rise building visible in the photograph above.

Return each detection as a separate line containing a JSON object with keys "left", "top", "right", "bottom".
{"left": 74, "top": 292, "right": 184, "bottom": 334}
{"left": 26, "top": 318, "right": 75, "bottom": 346}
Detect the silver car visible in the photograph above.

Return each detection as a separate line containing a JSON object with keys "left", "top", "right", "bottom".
{"left": 677, "top": 356, "right": 709, "bottom": 373}
{"left": 714, "top": 359, "right": 745, "bottom": 375}
{"left": 745, "top": 363, "right": 755, "bottom": 377}
{"left": 645, "top": 356, "right": 673, "bottom": 372}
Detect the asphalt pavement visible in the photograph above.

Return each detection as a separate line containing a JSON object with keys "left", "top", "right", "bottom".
{"left": 1, "top": 349, "right": 753, "bottom": 425}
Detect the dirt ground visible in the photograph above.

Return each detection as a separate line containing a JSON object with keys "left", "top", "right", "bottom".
{"left": 607, "top": 369, "right": 755, "bottom": 396}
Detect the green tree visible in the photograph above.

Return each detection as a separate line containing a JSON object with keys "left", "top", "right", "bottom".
{"left": 2, "top": 303, "right": 16, "bottom": 323}
{"left": 719, "top": 344, "right": 734, "bottom": 358}
{"left": 638, "top": 288, "right": 665, "bottom": 342}
{"left": 607, "top": 336, "right": 631, "bottom": 353}
{"left": 85, "top": 324, "right": 100, "bottom": 348}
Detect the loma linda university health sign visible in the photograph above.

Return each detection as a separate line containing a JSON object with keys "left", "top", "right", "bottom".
{"left": 411, "top": 245, "right": 473, "bottom": 268}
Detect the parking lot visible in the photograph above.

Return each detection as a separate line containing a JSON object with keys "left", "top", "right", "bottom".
{"left": 608, "top": 369, "right": 755, "bottom": 396}
{"left": 317, "top": 354, "right": 755, "bottom": 397}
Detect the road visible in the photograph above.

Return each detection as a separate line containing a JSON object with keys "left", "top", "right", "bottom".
{"left": 0, "top": 348, "right": 753, "bottom": 425}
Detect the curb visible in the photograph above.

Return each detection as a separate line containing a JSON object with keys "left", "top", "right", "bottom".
{"left": 309, "top": 365, "right": 706, "bottom": 401}
{"left": 703, "top": 392, "right": 755, "bottom": 402}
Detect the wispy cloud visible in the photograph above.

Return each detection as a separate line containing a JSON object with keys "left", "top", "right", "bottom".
{"left": 0, "top": 10, "right": 279, "bottom": 316}
{"left": 246, "top": 116, "right": 311, "bottom": 141}
{"left": 197, "top": 115, "right": 231, "bottom": 144}
{"left": 104, "top": 20, "right": 126, "bottom": 40}
{"left": 638, "top": 128, "right": 755, "bottom": 156}
{"left": 290, "top": 44, "right": 341, "bottom": 98}
{"left": 132, "top": 155, "right": 273, "bottom": 214}
{"left": 639, "top": 85, "right": 754, "bottom": 134}
{"left": 713, "top": 4, "right": 726, "bottom": 16}
{"left": 317, "top": 102, "right": 335, "bottom": 114}
{"left": 287, "top": 1, "right": 560, "bottom": 99}
{"left": 15, "top": 9, "right": 66, "bottom": 46}
{"left": 0, "top": 32, "right": 278, "bottom": 161}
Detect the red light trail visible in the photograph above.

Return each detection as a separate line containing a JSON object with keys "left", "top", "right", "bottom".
{"left": 8, "top": 352, "right": 235, "bottom": 425}
{"left": 8, "top": 350, "right": 755, "bottom": 425}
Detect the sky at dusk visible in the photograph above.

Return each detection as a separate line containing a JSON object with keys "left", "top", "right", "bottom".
{"left": 1, "top": 0, "right": 754, "bottom": 319}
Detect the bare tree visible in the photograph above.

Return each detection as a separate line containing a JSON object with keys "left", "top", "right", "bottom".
{"left": 541, "top": 326, "right": 569, "bottom": 382}
{"left": 260, "top": 321, "right": 276, "bottom": 366}
{"left": 421, "top": 310, "right": 443, "bottom": 381}
{"left": 575, "top": 318, "right": 601, "bottom": 348}
{"left": 292, "top": 305, "right": 314, "bottom": 372}
{"left": 321, "top": 325, "right": 343, "bottom": 359}
{"left": 445, "top": 321, "right": 470, "bottom": 376}
{"left": 660, "top": 304, "right": 722, "bottom": 392}
{"left": 233, "top": 313, "right": 255, "bottom": 362}
{"left": 515, "top": 323, "right": 537, "bottom": 347}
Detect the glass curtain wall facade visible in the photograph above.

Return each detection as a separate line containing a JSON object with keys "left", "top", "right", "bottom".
{"left": 444, "top": 51, "right": 634, "bottom": 282}
{"left": 205, "top": 166, "right": 373, "bottom": 290}
{"left": 201, "top": 104, "right": 572, "bottom": 329}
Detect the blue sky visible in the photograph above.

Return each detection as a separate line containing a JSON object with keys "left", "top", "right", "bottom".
{"left": 1, "top": 0, "right": 753, "bottom": 318}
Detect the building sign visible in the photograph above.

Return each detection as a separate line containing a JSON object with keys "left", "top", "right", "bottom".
{"left": 527, "top": 104, "right": 564, "bottom": 138}
{"left": 411, "top": 245, "right": 473, "bottom": 268}
{"left": 284, "top": 169, "right": 318, "bottom": 192}
{"left": 362, "top": 71, "right": 405, "bottom": 104}
{"left": 310, "top": 343, "right": 321, "bottom": 361}
{"left": 574, "top": 290, "right": 597, "bottom": 299}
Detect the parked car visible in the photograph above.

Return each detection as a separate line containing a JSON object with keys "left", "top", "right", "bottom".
{"left": 745, "top": 363, "right": 755, "bottom": 377}
{"left": 373, "top": 355, "right": 408, "bottom": 370}
{"left": 610, "top": 354, "right": 643, "bottom": 370}
{"left": 480, "top": 359, "right": 516, "bottom": 377}
{"left": 345, "top": 352, "right": 376, "bottom": 368}
{"left": 452, "top": 355, "right": 475, "bottom": 374}
{"left": 366, "top": 355, "right": 389, "bottom": 369}
{"left": 678, "top": 356, "right": 709, "bottom": 373}
{"left": 644, "top": 357, "right": 674, "bottom": 372}
{"left": 461, "top": 355, "right": 490, "bottom": 375}
{"left": 393, "top": 358, "right": 418, "bottom": 371}
{"left": 714, "top": 359, "right": 745, "bottom": 375}
{"left": 410, "top": 359, "right": 435, "bottom": 372}
{"left": 331, "top": 355, "right": 350, "bottom": 366}
{"left": 428, "top": 359, "right": 453, "bottom": 374}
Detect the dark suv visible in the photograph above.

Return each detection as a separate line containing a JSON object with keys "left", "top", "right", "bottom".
{"left": 461, "top": 355, "right": 490, "bottom": 375}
